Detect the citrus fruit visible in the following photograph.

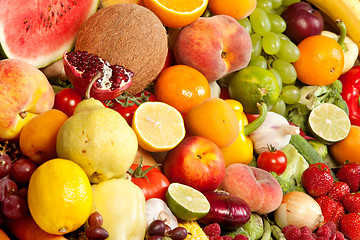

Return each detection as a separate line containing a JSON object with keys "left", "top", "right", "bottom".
{"left": 166, "top": 182, "right": 210, "bottom": 221}
{"left": 208, "top": 0, "right": 256, "bottom": 20}
{"left": 143, "top": 0, "right": 208, "bottom": 28}
{"left": 27, "top": 158, "right": 92, "bottom": 235}
{"left": 228, "top": 66, "right": 280, "bottom": 114}
{"left": 329, "top": 125, "right": 360, "bottom": 165}
{"left": 308, "top": 103, "right": 351, "bottom": 143}
{"left": 100, "top": 0, "right": 144, "bottom": 8}
{"left": 19, "top": 109, "right": 68, "bottom": 165}
{"left": 154, "top": 65, "right": 211, "bottom": 117}
{"left": 293, "top": 35, "right": 344, "bottom": 86}
{"left": 132, "top": 101, "right": 186, "bottom": 152}
{"left": 185, "top": 97, "right": 239, "bottom": 148}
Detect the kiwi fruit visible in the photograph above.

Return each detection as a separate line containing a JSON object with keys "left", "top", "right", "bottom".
{"left": 75, "top": 3, "right": 168, "bottom": 94}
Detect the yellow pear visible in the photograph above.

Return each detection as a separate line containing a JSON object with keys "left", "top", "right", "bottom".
{"left": 56, "top": 98, "right": 138, "bottom": 183}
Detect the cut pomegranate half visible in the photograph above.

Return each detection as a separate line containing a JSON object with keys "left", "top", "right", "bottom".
{"left": 63, "top": 50, "right": 133, "bottom": 101}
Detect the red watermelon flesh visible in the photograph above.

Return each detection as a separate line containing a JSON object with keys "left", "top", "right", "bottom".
{"left": 0, "top": 0, "right": 99, "bottom": 68}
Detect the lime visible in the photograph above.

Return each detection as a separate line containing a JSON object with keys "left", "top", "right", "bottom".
{"left": 165, "top": 183, "right": 210, "bottom": 221}
{"left": 308, "top": 103, "right": 351, "bottom": 143}
{"left": 228, "top": 66, "right": 280, "bottom": 114}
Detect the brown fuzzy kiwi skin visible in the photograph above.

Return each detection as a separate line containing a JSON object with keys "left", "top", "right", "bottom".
{"left": 75, "top": 3, "right": 168, "bottom": 95}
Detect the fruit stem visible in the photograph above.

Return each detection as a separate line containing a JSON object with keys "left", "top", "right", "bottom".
{"left": 244, "top": 102, "right": 268, "bottom": 136}
{"left": 85, "top": 71, "right": 102, "bottom": 99}
{"left": 336, "top": 19, "right": 347, "bottom": 49}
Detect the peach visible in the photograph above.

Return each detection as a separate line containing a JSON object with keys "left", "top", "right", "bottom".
{"left": 173, "top": 15, "right": 252, "bottom": 82}
{"left": 0, "top": 59, "right": 54, "bottom": 141}
{"left": 219, "top": 164, "right": 283, "bottom": 214}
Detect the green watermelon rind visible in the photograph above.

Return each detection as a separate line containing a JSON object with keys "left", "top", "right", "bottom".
{"left": 0, "top": 0, "right": 99, "bottom": 69}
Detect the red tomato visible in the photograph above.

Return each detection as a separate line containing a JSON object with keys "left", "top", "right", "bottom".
{"left": 111, "top": 91, "right": 156, "bottom": 126}
{"left": 111, "top": 101, "right": 138, "bottom": 125}
{"left": 129, "top": 164, "right": 170, "bottom": 201}
{"left": 257, "top": 150, "right": 287, "bottom": 175}
{"left": 53, "top": 88, "right": 83, "bottom": 117}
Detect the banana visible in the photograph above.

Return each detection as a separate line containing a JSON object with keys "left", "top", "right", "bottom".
{"left": 305, "top": 0, "right": 360, "bottom": 53}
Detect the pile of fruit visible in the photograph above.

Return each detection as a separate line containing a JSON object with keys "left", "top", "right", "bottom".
{"left": 0, "top": 0, "right": 360, "bottom": 239}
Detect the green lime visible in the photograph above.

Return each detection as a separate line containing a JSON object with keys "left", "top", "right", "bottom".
{"left": 308, "top": 103, "right": 351, "bottom": 143}
{"left": 165, "top": 183, "right": 210, "bottom": 221}
{"left": 228, "top": 66, "right": 280, "bottom": 114}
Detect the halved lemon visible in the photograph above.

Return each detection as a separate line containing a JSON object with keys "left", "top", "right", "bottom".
{"left": 132, "top": 101, "right": 186, "bottom": 152}
{"left": 143, "top": 0, "right": 208, "bottom": 28}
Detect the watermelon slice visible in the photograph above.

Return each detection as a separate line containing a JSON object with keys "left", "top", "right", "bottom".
{"left": 0, "top": 0, "right": 99, "bottom": 68}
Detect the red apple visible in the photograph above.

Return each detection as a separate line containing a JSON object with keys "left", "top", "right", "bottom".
{"left": 163, "top": 136, "right": 226, "bottom": 192}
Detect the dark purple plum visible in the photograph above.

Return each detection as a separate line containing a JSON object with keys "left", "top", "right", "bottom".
{"left": 281, "top": 2, "right": 324, "bottom": 44}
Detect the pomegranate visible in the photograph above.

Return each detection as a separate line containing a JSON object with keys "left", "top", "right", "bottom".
{"left": 63, "top": 50, "right": 133, "bottom": 101}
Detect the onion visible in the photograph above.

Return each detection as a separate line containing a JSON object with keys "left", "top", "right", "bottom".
{"left": 198, "top": 191, "right": 251, "bottom": 229}
{"left": 274, "top": 191, "right": 324, "bottom": 231}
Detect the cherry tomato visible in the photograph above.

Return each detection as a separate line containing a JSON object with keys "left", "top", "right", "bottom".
{"left": 111, "top": 91, "right": 156, "bottom": 126}
{"left": 128, "top": 164, "right": 170, "bottom": 201}
{"left": 257, "top": 149, "right": 287, "bottom": 175}
{"left": 53, "top": 88, "right": 83, "bottom": 117}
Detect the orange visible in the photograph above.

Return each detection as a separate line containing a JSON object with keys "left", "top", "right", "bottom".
{"left": 143, "top": 0, "right": 208, "bottom": 28}
{"left": 154, "top": 65, "right": 211, "bottom": 117}
{"left": 19, "top": 109, "right": 69, "bottom": 165}
{"left": 132, "top": 101, "right": 186, "bottom": 152}
{"left": 293, "top": 35, "right": 344, "bottom": 86}
{"left": 208, "top": 0, "right": 256, "bottom": 20}
{"left": 28, "top": 158, "right": 93, "bottom": 235}
{"left": 329, "top": 125, "right": 360, "bottom": 165}
{"left": 185, "top": 97, "right": 239, "bottom": 148}
{"left": 100, "top": 0, "right": 144, "bottom": 8}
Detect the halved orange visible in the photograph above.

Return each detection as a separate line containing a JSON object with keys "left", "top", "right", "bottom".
{"left": 143, "top": 0, "right": 208, "bottom": 28}
{"left": 132, "top": 101, "right": 186, "bottom": 152}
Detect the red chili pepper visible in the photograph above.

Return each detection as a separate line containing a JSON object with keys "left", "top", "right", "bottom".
{"left": 339, "top": 66, "right": 360, "bottom": 126}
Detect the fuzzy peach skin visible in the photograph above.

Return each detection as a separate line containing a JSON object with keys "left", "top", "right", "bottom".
{"left": 219, "top": 163, "right": 283, "bottom": 214}
{"left": 173, "top": 15, "right": 252, "bottom": 82}
{"left": 0, "top": 59, "right": 54, "bottom": 141}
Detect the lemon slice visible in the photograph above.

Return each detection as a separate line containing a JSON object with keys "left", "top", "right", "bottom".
{"left": 132, "top": 101, "right": 186, "bottom": 152}
{"left": 166, "top": 183, "right": 210, "bottom": 221}
{"left": 143, "top": 0, "right": 208, "bottom": 28}
{"left": 308, "top": 103, "right": 351, "bottom": 143}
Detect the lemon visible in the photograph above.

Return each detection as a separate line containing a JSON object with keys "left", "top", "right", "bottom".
{"left": 166, "top": 183, "right": 210, "bottom": 221}
{"left": 27, "top": 158, "right": 93, "bottom": 235}
{"left": 308, "top": 103, "right": 351, "bottom": 143}
{"left": 132, "top": 101, "right": 186, "bottom": 152}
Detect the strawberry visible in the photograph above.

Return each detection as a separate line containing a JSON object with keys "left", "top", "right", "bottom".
{"left": 339, "top": 213, "right": 360, "bottom": 240}
{"left": 341, "top": 192, "right": 360, "bottom": 213}
{"left": 336, "top": 162, "right": 360, "bottom": 193}
{"left": 315, "top": 195, "right": 345, "bottom": 228}
{"left": 327, "top": 181, "right": 350, "bottom": 201}
{"left": 302, "top": 163, "right": 334, "bottom": 197}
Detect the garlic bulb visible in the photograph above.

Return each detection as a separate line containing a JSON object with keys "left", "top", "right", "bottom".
{"left": 249, "top": 111, "right": 300, "bottom": 154}
{"left": 145, "top": 198, "right": 178, "bottom": 230}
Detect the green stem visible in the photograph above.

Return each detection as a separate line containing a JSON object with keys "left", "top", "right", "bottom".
{"left": 244, "top": 102, "right": 268, "bottom": 136}
{"left": 336, "top": 19, "right": 347, "bottom": 49}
